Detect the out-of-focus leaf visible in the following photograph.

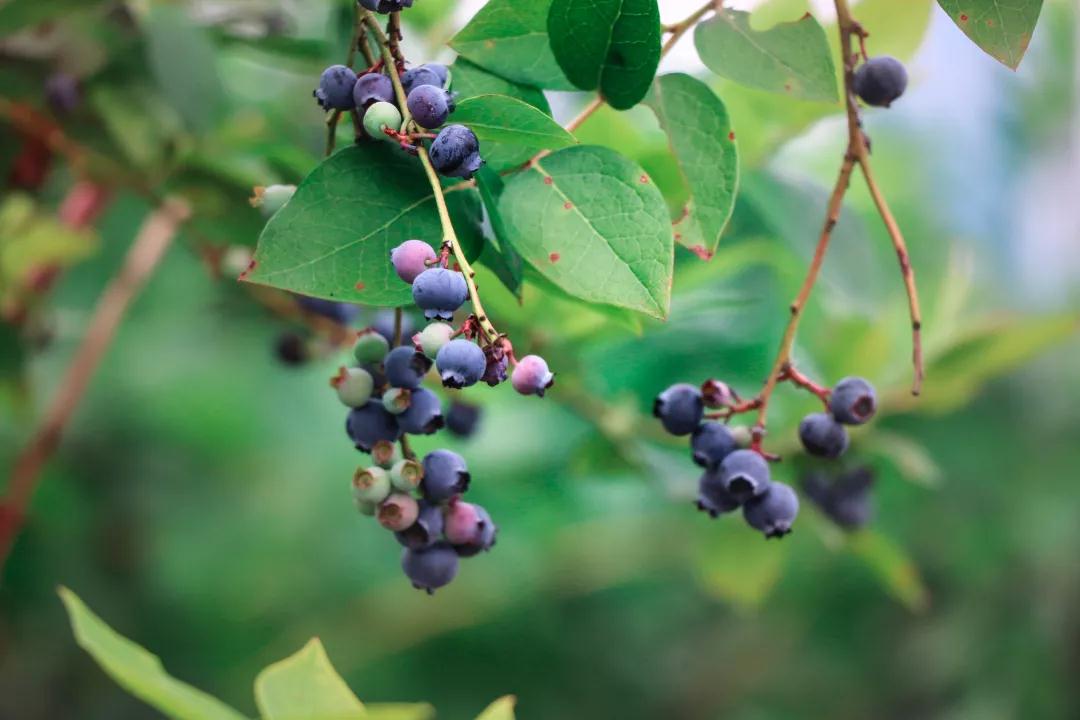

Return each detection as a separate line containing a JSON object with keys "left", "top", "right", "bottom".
{"left": 846, "top": 530, "right": 929, "bottom": 612}
{"left": 861, "top": 431, "right": 943, "bottom": 488}
{"left": 254, "top": 638, "right": 365, "bottom": 720}
{"left": 0, "top": 0, "right": 100, "bottom": 34}
{"left": 693, "top": 522, "right": 789, "bottom": 610}
{"left": 475, "top": 696, "right": 517, "bottom": 720}
{"left": 364, "top": 704, "right": 436, "bottom": 720}
{"left": 848, "top": 0, "right": 934, "bottom": 61}
{"left": 89, "top": 83, "right": 186, "bottom": 170}
{"left": 938, "top": 0, "right": 1044, "bottom": 69}
{"left": 59, "top": 588, "right": 248, "bottom": 720}
{"left": 0, "top": 194, "right": 97, "bottom": 295}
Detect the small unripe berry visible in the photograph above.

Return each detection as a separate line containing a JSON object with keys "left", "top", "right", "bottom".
{"left": 353, "top": 465, "right": 392, "bottom": 504}
{"left": 384, "top": 346, "right": 433, "bottom": 389}
{"left": 382, "top": 387, "right": 412, "bottom": 415}
{"left": 371, "top": 439, "right": 399, "bottom": 469}
{"left": 511, "top": 355, "right": 554, "bottom": 397}
{"left": 743, "top": 482, "right": 799, "bottom": 539}
{"left": 353, "top": 328, "right": 390, "bottom": 365}
{"left": 653, "top": 383, "right": 704, "bottom": 436}
{"left": 413, "top": 322, "right": 455, "bottom": 359}
{"left": 798, "top": 412, "right": 849, "bottom": 459}
{"left": 853, "top": 56, "right": 908, "bottom": 108}
{"left": 691, "top": 422, "right": 737, "bottom": 469}
{"left": 829, "top": 377, "right": 877, "bottom": 425}
{"left": 718, "top": 449, "right": 771, "bottom": 503}
{"left": 252, "top": 184, "right": 296, "bottom": 218}
{"left": 390, "top": 458, "right": 424, "bottom": 493}
{"left": 446, "top": 401, "right": 481, "bottom": 438}
{"left": 363, "top": 101, "right": 402, "bottom": 142}
{"left": 378, "top": 492, "right": 420, "bottom": 531}
{"left": 701, "top": 379, "right": 736, "bottom": 408}
{"left": 421, "top": 449, "right": 470, "bottom": 501}
{"left": 401, "top": 543, "right": 459, "bottom": 594}
{"left": 390, "top": 239, "right": 437, "bottom": 284}
{"left": 331, "top": 366, "right": 374, "bottom": 407}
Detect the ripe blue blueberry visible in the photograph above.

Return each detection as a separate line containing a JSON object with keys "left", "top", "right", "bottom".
{"left": 346, "top": 400, "right": 403, "bottom": 452}
{"left": 390, "top": 239, "right": 437, "bottom": 284}
{"left": 697, "top": 470, "right": 741, "bottom": 517}
{"left": 377, "top": 492, "right": 419, "bottom": 532}
{"left": 332, "top": 366, "right": 375, "bottom": 407}
{"left": 853, "top": 56, "right": 908, "bottom": 108}
{"left": 511, "top": 355, "right": 554, "bottom": 397}
{"left": 743, "top": 481, "right": 799, "bottom": 539}
{"left": 371, "top": 309, "right": 415, "bottom": 347}
{"left": 397, "top": 387, "right": 445, "bottom": 435}
{"left": 360, "top": 0, "right": 414, "bottom": 14}
{"left": 395, "top": 500, "right": 445, "bottom": 550}
{"left": 275, "top": 332, "right": 308, "bottom": 366}
{"left": 798, "top": 412, "right": 850, "bottom": 459}
{"left": 718, "top": 449, "right": 771, "bottom": 502}
{"left": 402, "top": 64, "right": 449, "bottom": 94}
{"left": 829, "top": 376, "right": 877, "bottom": 425}
{"left": 296, "top": 295, "right": 360, "bottom": 325}
{"left": 407, "top": 85, "right": 451, "bottom": 129}
{"left": 253, "top": 184, "right": 296, "bottom": 218}
{"left": 411, "top": 267, "right": 468, "bottom": 321}
{"left": 435, "top": 339, "right": 486, "bottom": 389}
{"left": 446, "top": 400, "right": 481, "bottom": 438}
{"left": 401, "top": 542, "right": 459, "bottom": 594}
{"left": 451, "top": 503, "right": 496, "bottom": 557}
{"left": 429, "top": 125, "right": 483, "bottom": 179}
{"left": 353, "top": 328, "right": 390, "bottom": 364}
{"left": 421, "top": 449, "right": 470, "bottom": 501}
{"left": 691, "top": 422, "right": 737, "bottom": 468}
{"left": 413, "top": 322, "right": 454, "bottom": 359}
{"left": 384, "top": 346, "right": 432, "bottom": 389}
{"left": 363, "top": 101, "right": 402, "bottom": 142}
{"left": 314, "top": 64, "right": 356, "bottom": 111}
{"left": 653, "top": 383, "right": 704, "bottom": 436}
{"left": 353, "top": 72, "right": 394, "bottom": 109}
{"left": 802, "top": 467, "right": 875, "bottom": 530}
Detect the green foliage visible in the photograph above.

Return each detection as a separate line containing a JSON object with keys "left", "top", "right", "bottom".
{"left": 694, "top": 10, "right": 838, "bottom": 102}
{"left": 547, "top": 0, "right": 662, "bottom": 110}
{"left": 938, "top": 0, "right": 1045, "bottom": 69}
{"left": 451, "top": 94, "right": 577, "bottom": 172}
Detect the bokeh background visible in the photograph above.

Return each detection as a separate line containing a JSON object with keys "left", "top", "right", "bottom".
{"left": 2, "top": 0, "right": 1080, "bottom": 718}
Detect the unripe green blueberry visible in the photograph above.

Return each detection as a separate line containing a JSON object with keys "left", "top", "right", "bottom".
{"left": 413, "top": 322, "right": 455, "bottom": 359}
{"left": 355, "top": 498, "right": 377, "bottom": 516}
{"left": 382, "top": 387, "right": 412, "bottom": 415}
{"left": 730, "top": 425, "right": 753, "bottom": 449}
{"left": 390, "top": 458, "right": 424, "bottom": 492}
{"left": 371, "top": 439, "right": 400, "bottom": 469}
{"left": 378, "top": 492, "right": 419, "bottom": 531}
{"left": 363, "top": 101, "right": 402, "bottom": 142}
{"left": 353, "top": 465, "right": 392, "bottom": 504}
{"left": 353, "top": 328, "right": 390, "bottom": 365}
{"left": 331, "top": 366, "right": 374, "bottom": 407}
{"left": 251, "top": 184, "right": 296, "bottom": 218}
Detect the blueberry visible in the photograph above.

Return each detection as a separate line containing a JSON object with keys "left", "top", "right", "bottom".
{"left": 332, "top": 366, "right": 375, "bottom": 407}
{"left": 45, "top": 72, "right": 81, "bottom": 115}
{"left": 384, "top": 346, "right": 433, "bottom": 389}
{"left": 853, "top": 56, "right": 908, "bottom": 108}
{"left": 378, "top": 492, "right": 420, "bottom": 532}
{"left": 743, "top": 482, "right": 799, "bottom": 539}
{"left": 346, "top": 401, "right": 403, "bottom": 452}
{"left": 446, "top": 400, "right": 481, "bottom": 438}
{"left": 718, "top": 449, "right": 771, "bottom": 502}
{"left": 296, "top": 296, "right": 360, "bottom": 325}
{"left": 429, "top": 124, "right": 483, "bottom": 179}
{"left": 407, "top": 85, "right": 451, "bottom": 129}
{"left": 450, "top": 503, "right": 496, "bottom": 557}
{"left": 411, "top": 267, "right": 468, "bottom": 321}
{"left": 511, "top": 355, "right": 553, "bottom": 397}
{"left": 696, "top": 470, "right": 741, "bottom": 517}
{"left": 363, "top": 101, "right": 402, "bottom": 142}
{"left": 802, "top": 467, "right": 875, "bottom": 530}
{"left": 701, "top": 379, "right": 736, "bottom": 409}
{"left": 359, "top": 0, "right": 414, "bottom": 14}
{"left": 254, "top": 184, "right": 296, "bottom": 218}
{"left": 274, "top": 332, "right": 308, "bottom": 366}
{"left": 355, "top": 499, "right": 377, "bottom": 516}
{"left": 443, "top": 499, "right": 482, "bottom": 545}
{"left": 314, "top": 64, "right": 357, "bottom": 111}
{"left": 829, "top": 377, "right": 877, "bottom": 425}
{"left": 691, "top": 422, "right": 737, "bottom": 468}
{"left": 353, "top": 72, "right": 394, "bottom": 109}
{"left": 371, "top": 440, "right": 400, "bottom": 469}
{"left": 401, "top": 65, "right": 445, "bottom": 94}
{"left": 413, "top": 322, "right": 455, "bottom": 359}
{"left": 421, "top": 449, "right": 470, "bottom": 501}
{"left": 371, "top": 309, "right": 415, "bottom": 347}
{"left": 352, "top": 465, "right": 392, "bottom": 504}
{"left": 390, "top": 239, "right": 437, "bottom": 284}
{"left": 435, "top": 339, "right": 486, "bottom": 389}
{"left": 395, "top": 500, "right": 445, "bottom": 550}
{"left": 397, "top": 387, "right": 445, "bottom": 435}
{"left": 653, "top": 383, "right": 704, "bottom": 436}
{"left": 798, "top": 412, "right": 850, "bottom": 459}
{"left": 353, "top": 328, "right": 390, "bottom": 364}
{"left": 482, "top": 347, "right": 509, "bottom": 387}
{"left": 401, "top": 543, "right": 458, "bottom": 594}
{"left": 390, "top": 458, "right": 424, "bottom": 493}
{"left": 382, "top": 387, "right": 412, "bottom": 414}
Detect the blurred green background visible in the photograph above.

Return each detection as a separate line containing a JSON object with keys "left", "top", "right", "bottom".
{"left": 2, "top": 0, "right": 1080, "bottom": 718}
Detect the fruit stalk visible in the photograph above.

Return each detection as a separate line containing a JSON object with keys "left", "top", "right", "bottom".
{"left": 361, "top": 10, "right": 413, "bottom": 129}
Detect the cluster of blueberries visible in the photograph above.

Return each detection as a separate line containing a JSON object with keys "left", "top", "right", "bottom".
{"left": 315, "top": 58, "right": 483, "bottom": 179}
{"left": 801, "top": 466, "right": 875, "bottom": 530}
{"left": 854, "top": 56, "right": 907, "bottom": 108}
{"left": 652, "top": 375, "right": 878, "bottom": 539}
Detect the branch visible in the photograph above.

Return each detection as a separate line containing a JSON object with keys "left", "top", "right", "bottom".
{"left": 0, "top": 198, "right": 191, "bottom": 574}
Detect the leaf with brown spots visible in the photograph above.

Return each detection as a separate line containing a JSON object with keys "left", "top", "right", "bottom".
{"left": 937, "top": 0, "right": 1044, "bottom": 69}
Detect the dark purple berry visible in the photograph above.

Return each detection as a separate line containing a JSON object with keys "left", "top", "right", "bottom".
{"left": 446, "top": 401, "right": 481, "bottom": 438}
{"left": 353, "top": 72, "right": 394, "bottom": 109}
{"left": 798, "top": 412, "right": 850, "bottom": 458}
{"left": 359, "top": 0, "right": 414, "bottom": 14}
{"left": 314, "top": 64, "right": 356, "bottom": 111}
{"left": 482, "top": 346, "right": 509, "bottom": 387}
{"left": 407, "top": 85, "right": 451, "bottom": 129}
{"left": 397, "top": 387, "right": 445, "bottom": 435}
{"left": 435, "top": 339, "right": 486, "bottom": 389}
{"left": 45, "top": 73, "right": 81, "bottom": 115}
{"left": 743, "top": 482, "right": 799, "bottom": 539}
{"left": 402, "top": 64, "right": 448, "bottom": 94}
{"left": 384, "top": 346, "right": 432, "bottom": 389}
{"left": 691, "top": 422, "right": 737, "bottom": 468}
{"left": 274, "top": 332, "right": 308, "bottom": 366}
{"left": 296, "top": 295, "right": 360, "bottom": 325}
{"left": 429, "top": 124, "right": 483, "bottom": 179}
{"left": 346, "top": 401, "right": 403, "bottom": 452}
{"left": 718, "top": 449, "right": 771, "bottom": 502}
{"left": 697, "top": 470, "right": 741, "bottom": 517}
{"left": 853, "top": 56, "right": 908, "bottom": 108}
{"left": 802, "top": 467, "right": 875, "bottom": 530}
{"left": 411, "top": 267, "right": 468, "bottom": 321}
{"left": 829, "top": 377, "right": 877, "bottom": 425}
{"left": 395, "top": 500, "right": 445, "bottom": 550}
{"left": 421, "top": 449, "right": 470, "bottom": 501}
{"left": 653, "top": 383, "right": 704, "bottom": 436}
{"left": 401, "top": 542, "right": 458, "bottom": 594}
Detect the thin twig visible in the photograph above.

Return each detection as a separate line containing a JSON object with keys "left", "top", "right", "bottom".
{"left": 0, "top": 199, "right": 191, "bottom": 575}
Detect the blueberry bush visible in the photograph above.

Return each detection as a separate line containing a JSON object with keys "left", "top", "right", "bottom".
{"left": 3, "top": 0, "right": 1079, "bottom": 718}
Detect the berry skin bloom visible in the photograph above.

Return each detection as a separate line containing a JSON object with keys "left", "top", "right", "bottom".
{"left": 407, "top": 85, "right": 452, "bottom": 129}
{"left": 346, "top": 401, "right": 403, "bottom": 452}
{"left": 411, "top": 267, "right": 468, "bottom": 321}
{"left": 691, "top": 422, "right": 737, "bottom": 469}
{"left": 798, "top": 412, "right": 850, "bottom": 459}
{"left": 314, "top": 65, "right": 357, "bottom": 111}
{"left": 401, "top": 543, "right": 459, "bottom": 594}
{"left": 390, "top": 239, "right": 437, "bottom": 284}
{"left": 429, "top": 125, "right": 484, "bottom": 179}
{"left": 697, "top": 470, "right": 741, "bottom": 517}
{"left": 718, "top": 449, "right": 772, "bottom": 503}
{"left": 435, "top": 339, "right": 486, "bottom": 389}
{"left": 390, "top": 458, "right": 424, "bottom": 493}
{"left": 353, "top": 72, "right": 394, "bottom": 109}
{"left": 397, "top": 387, "right": 445, "bottom": 435}
{"left": 743, "top": 482, "right": 800, "bottom": 539}
{"left": 511, "top": 355, "right": 554, "bottom": 397}
{"left": 853, "top": 56, "right": 908, "bottom": 108}
{"left": 353, "top": 328, "right": 390, "bottom": 364}
{"left": 829, "top": 377, "right": 877, "bottom": 425}
{"left": 413, "top": 322, "right": 455, "bottom": 359}
{"left": 421, "top": 449, "right": 470, "bottom": 501}
{"left": 653, "top": 383, "right": 704, "bottom": 436}
{"left": 384, "top": 346, "right": 433, "bottom": 390}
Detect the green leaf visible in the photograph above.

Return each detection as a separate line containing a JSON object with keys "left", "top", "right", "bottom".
{"left": 644, "top": 74, "right": 739, "bottom": 260}
{"left": 937, "top": 0, "right": 1044, "bottom": 69}
{"left": 475, "top": 696, "right": 517, "bottom": 720}
{"left": 497, "top": 145, "right": 673, "bottom": 319}
{"left": 364, "top": 704, "right": 436, "bottom": 720}
{"left": 476, "top": 167, "right": 524, "bottom": 298}
{"left": 694, "top": 9, "right": 838, "bottom": 102}
{"left": 846, "top": 530, "right": 929, "bottom": 612}
{"left": 450, "top": 0, "right": 575, "bottom": 91}
{"left": 453, "top": 94, "right": 576, "bottom": 173}
{"left": 245, "top": 145, "right": 443, "bottom": 307}
{"left": 254, "top": 638, "right": 364, "bottom": 720}
{"left": 0, "top": 194, "right": 98, "bottom": 289}
{"left": 547, "top": 0, "right": 661, "bottom": 110}
{"left": 0, "top": 0, "right": 100, "bottom": 34}
{"left": 58, "top": 587, "right": 248, "bottom": 720}
{"left": 693, "top": 522, "right": 788, "bottom": 610}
